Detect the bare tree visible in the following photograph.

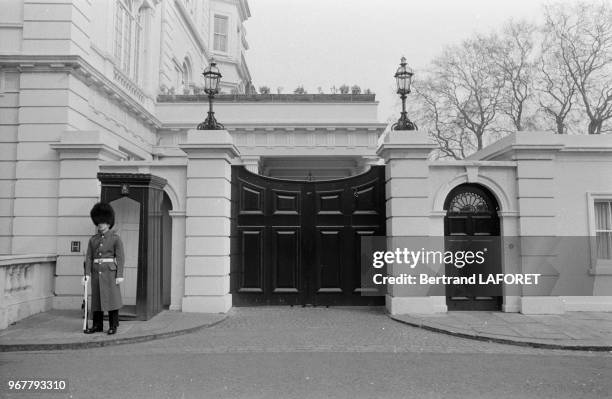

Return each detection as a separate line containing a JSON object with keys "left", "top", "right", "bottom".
{"left": 535, "top": 34, "right": 578, "bottom": 134}
{"left": 413, "top": 35, "right": 506, "bottom": 158}
{"left": 413, "top": 79, "right": 472, "bottom": 159}
{"left": 495, "top": 20, "right": 538, "bottom": 131}
{"left": 544, "top": 1, "right": 612, "bottom": 134}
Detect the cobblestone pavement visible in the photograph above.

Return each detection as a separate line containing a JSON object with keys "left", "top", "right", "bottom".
{"left": 79, "top": 307, "right": 612, "bottom": 356}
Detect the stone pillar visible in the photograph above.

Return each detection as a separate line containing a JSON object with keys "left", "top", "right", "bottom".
{"left": 0, "top": 70, "right": 19, "bottom": 254}
{"left": 179, "top": 130, "right": 239, "bottom": 313}
{"left": 169, "top": 210, "right": 186, "bottom": 311}
{"left": 512, "top": 138, "right": 564, "bottom": 314}
{"left": 50, "top": 131, "right": 126, "bottom": 309}
{"left": 377, "top": 130, "right": 440, "bottom": 314}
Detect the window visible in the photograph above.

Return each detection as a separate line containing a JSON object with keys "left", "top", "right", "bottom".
{"left": 449, "top": 192, "right": 489, "bottom": 213}
{"left": 133, "top": 11, "right": 144, "bottom": 83}
{"left": 214, "top": 15, "right": 228, "bottom": 52}
{"left": 182, "top": 63, "right": 189, "bottom": 87}
{"left": 181, "top": 60, "right": 191, "bottom": 93}
{"left": 114, "top": 0, "right": 146, "bottom": 84}
{"left": 595, "top": 201, "right": 612, "bottom": 260}
{"left": 174, "top": 65, "right": 182, "bottom": 91}
{"left": 114, "top": 2, "right": 125, "bottom": 66}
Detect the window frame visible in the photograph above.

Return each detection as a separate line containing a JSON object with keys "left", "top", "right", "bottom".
{"left": 114, "top": 0, "right": 146, "bottom": 85}
{"left": 586, "top": 192, "right": 612, "bottom": 275}
{"left": 213, "top": 14, "right": 229, "bottom": 53}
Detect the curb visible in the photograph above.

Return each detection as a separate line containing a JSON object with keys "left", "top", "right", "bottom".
{"left": 389, "top": 315, "right": 612, "bottom": 352}
{"left": 0, "top": 316, "right": 227, "bottom": 352}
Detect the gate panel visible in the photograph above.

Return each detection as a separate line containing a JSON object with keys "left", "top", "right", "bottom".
{"left": 231, "top": 166, "right": 386, "bottom": 306}
{"left": 272, "top": 228, "right": 300, "bottom": 293}
{"left": 310, "top": 169, "right": 386, "bottom": 305}
{"left": 240, "top": 229, "right": 263, "bottom": 292}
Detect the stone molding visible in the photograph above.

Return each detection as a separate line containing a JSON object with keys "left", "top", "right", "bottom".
{"left": 377, "top": 131, "right": 437, "bottom": 161}
{"left": 157, "top": 93, "right": 377, "bottom": 103}
{"left": 179, "top": 130, "right": 241, "bottom": 159}
{"left": 0, "top": 254, "right": 57, "bottom": 267}
{"left": 50, "top": 131, "right": 127, "bottom": 161}
{"left": 0, "top": 55, "right": 162, "bottom": 129}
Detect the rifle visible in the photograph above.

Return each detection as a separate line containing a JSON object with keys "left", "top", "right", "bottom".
{"left": 82, "top": 261, "right": 88, "bottom": 332}
{"left": 83, "top": 278, "right": 88, "bottom": 332}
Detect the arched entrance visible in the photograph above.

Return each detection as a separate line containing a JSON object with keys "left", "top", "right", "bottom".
{"left": 444, "top": 184, "right": 502, "bottom": 311}
{"left": 231, "top": 165, "right": 386, "bottom": 306}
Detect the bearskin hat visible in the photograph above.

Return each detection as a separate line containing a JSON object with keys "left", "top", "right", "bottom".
{"left": 90, "top": 202, "right": 115, "bottom": 228}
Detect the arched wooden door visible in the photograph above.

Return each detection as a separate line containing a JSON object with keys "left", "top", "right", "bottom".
{"left": 444, "top": 184, "right": 502, "bottom": 311}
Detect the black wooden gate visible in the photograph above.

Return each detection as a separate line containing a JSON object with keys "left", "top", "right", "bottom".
{"left": 231, "top": 166, "right": 386, "bottom": 306}
{"left": 444, "top": 184, "right": 502, "bottom": 311}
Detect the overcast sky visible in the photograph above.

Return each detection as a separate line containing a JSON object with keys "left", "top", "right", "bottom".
{"left": 244, "top": 0, "right": 563, "bottom": 123}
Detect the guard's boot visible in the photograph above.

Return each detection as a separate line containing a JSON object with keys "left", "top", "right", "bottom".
{"left": 107, "top": 310, "right": 118, "bottom": 335}
{"left": 85, "top": 311, "right": 104, "bottom": 334}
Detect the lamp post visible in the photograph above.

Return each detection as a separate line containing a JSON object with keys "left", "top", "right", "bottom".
{"left": 197, "top": 60, "right": 224, "bottom": 130}
{"left": 392, "top": 56, "right": 417, "bottom": 131}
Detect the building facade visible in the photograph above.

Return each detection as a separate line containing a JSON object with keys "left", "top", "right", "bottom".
{"left": 1, "top": 0, "right": 611, "bottom": 329}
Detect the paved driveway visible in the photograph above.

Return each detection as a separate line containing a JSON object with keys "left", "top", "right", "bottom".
{"left": 3, "top": 307, "right": 611, "bottom": 399}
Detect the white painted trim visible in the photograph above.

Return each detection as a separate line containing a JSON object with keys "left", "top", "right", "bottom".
{"left": 586, "top": 192, "right": 612, "bottom": 275}
{"left": 431, "top": 173, "right": 514, "bottom": 213}
{"left": 0, "top": 254, "right": 57, "bottom": 267}
{"left": 163, "top": 182, "right": 184, "bottom": 212}
{"left": 211, "top": 12, "right": 231, "bottom": 56}
{"left": 428, "top": 160, "right": 517, "bottom": 167}
{"left": 0, "top": 55, "right": 162, "bottom": 128}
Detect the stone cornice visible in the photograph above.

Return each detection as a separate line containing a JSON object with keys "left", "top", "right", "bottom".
{"left": 50, "top": 142, "right": 127, "bottom": 161}
{"left": 238, "top": 0, "right": 251, "bottom": 21}
{"left": 0, "top": 254, "right": 57, "bottom": 267}
{"left": 161, "top": 123, "right": 387, "bottom": 132}
{"left": 428, "top": 160, "right": 517, "bottom": 167}
{"left": 0, "top": 54, "right": 162, "bottom": 129}
{"left": 559, "top": 146, "right": 612, "bottom": 153}
{"left": 157, "top": 93, "right": 378, "bottom": 103}
{"left": 97, "top": 172, "right": 168, "bottom": 189}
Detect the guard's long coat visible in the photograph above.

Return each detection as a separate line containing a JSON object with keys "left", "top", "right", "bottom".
{"left": 84, "top": 231, "right": 125, "bottom": 311}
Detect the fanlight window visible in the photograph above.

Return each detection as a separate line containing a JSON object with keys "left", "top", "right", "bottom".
{"left": 449, "top": 192, "right": 489, "bottom": 213}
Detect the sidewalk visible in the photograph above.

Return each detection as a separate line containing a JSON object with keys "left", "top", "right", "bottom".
{"left": 391, "top": 311, "right": 612, "bottom": 351}
{"left": 0, "top": 309, "right": 226, "bottom": 352}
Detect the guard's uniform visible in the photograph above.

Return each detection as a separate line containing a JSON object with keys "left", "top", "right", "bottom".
{"left": 84, "top": 231, "right": 124, "bottom": 312}
{"left": 83, "top": 201, "right": 124, "bottom": 334}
